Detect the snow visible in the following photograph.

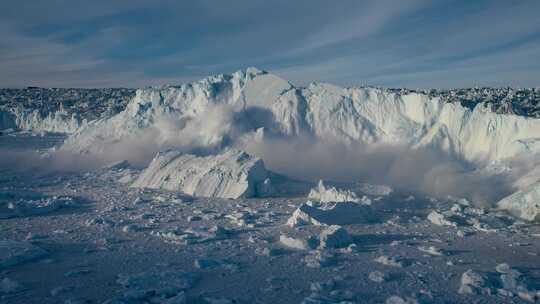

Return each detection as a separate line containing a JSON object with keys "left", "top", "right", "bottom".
{"left": 497, "top": 182, "right": 540, "bottom": 221}
{"left": 132, "top": 149, "right": 272, "bottom": 199}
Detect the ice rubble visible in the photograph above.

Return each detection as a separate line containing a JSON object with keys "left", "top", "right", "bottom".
{"left": 497, "top": 182, "right": 540, "bottom": 221}
{"left": 132, "top": 149, "right": 272, "bottom": 199}
{"left": 458, "top": 265, "right": 540, "bottom": 301}
{"left": 0, "top": 196, "right": 77, "bottom": 219}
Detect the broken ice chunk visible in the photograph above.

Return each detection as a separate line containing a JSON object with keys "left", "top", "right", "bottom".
{"left": 417, "top": 246, "right": 444, "bottom": 256}
{"left": 287, "top": 201, "right": 376, "bottom": 227}
{"left": 458, "top": 269, "right": 491, "bottom": 295}
{"left": 132, "top": 149, "right": 272, "bottom": 199}
{"left": 308, "top": 180, "right": 365, "bottom": 204}
{"left": 427, "top": 211, "right": 457, "bottom": 227}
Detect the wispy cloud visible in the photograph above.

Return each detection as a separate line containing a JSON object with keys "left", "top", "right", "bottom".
{"left": 0, "top": 0, "right": 538, "bottom": 88}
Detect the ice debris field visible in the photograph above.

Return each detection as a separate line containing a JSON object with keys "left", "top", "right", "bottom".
{"left": 1, "top": 68, "right": 540, "bottom": 303}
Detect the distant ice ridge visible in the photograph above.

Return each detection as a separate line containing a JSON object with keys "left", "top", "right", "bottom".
{"left": 132, "top": 149, "right": 273, "bottom": 199}
{"left": 0, "top": 107, "right": 86, "bottom": 133}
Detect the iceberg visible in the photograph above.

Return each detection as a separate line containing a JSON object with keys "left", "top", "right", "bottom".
{"left": 132, "top": 149, "right": 272, "bottom": 199}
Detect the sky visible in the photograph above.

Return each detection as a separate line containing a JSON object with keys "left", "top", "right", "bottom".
{"left": 1, "top": 0, "right": 539, "bottom": 88}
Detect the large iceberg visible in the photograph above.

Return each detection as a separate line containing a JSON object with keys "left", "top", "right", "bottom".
{"left": 132, "top": 149, "right": 272, "bottom": 199}
{"left": 62, "top": 67, "right": 540, "bottom": 164}
{"left": 57, "top": 67, "right": 540, "bottom": 213}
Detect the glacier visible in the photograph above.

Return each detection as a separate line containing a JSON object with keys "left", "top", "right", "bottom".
{"left": 62, "top": 67, "right": 540, "bottom": 163}
{"left": 53, "top": 67, "right": 540, "bottom": 218}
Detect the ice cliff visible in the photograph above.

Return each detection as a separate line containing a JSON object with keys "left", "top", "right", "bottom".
{"left": 63, "top": 67, "right": 540, "bottom": 164}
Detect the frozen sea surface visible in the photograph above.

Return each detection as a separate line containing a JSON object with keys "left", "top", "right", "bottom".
{"left": 1, "top": 133, "right": 540, "bottom": 303}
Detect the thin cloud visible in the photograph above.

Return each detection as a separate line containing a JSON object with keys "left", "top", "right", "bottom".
{"left": 0, "top": 1, "right": 539, "bottom": 88}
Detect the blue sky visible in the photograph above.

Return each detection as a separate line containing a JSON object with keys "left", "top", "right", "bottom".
{"left": 1, "top": 0, "right": 539, "bottom": 88}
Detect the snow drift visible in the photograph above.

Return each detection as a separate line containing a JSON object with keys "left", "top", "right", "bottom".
{"left": 132, "top": 149, "right": 272, "bottom": 199}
